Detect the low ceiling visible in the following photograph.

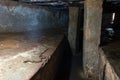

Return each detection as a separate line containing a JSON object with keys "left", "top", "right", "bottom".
{"left": 18, "top": 0, "right": 84, "bottom": 2}
{"left": 11, "top": 0, "right": 120, "bottom": 12}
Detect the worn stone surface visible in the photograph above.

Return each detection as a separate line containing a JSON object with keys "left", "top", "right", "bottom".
{"left": 0, "top": 1, "right": 68, "bottom": 32}
{"left": 0, "top": 31, "right": 64, "bottom": 80}
{"left": 68, "top": 7, "right": 79, "bottom": 55}
{"left": 31, "top": 37, "right": 72, "bottom": 80}
{"left": 99, "top": 48, "right": 107, "bottom": 80}
{"left": 99, "top": 49, "right": 120, "bottom": 80}
{"left": 100, "top": 41, "right": 120, "bottom": 80}
{"left": 105, "top": 63, "right": 120, "bottom": 80}
{"left": 83, "top": 0, "right": 103, "bottom": 79}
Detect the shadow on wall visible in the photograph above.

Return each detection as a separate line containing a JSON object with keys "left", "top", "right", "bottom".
{"left": 0, "top": 2, "right": 68, "bottom": 32}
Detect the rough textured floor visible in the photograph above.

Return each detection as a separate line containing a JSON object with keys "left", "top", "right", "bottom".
{"left": 69, "top": 55, "right": 85, "bottom": 80}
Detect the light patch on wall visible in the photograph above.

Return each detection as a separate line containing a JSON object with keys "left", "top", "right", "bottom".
{"left": 111, "top": 12, "right": 115, "bottom": 24}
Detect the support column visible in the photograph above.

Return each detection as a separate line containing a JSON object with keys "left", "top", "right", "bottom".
{"left": 83, "top": 0, "right": 103, "bottom": 79}
{"left": 68, "top": 7, "right": 79, "bottom": 55}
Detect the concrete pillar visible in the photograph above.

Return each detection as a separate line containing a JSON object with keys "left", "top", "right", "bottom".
{"left": 68, "top": 7, "right": 79, "bottom": 55}
{"left": 83, "top": 0, "right": 103, "bottom": 79}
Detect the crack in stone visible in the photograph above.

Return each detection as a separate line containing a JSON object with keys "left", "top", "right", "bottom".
{"left": 23, "top": 48, "right": 49, "bottom": 63}
{"left": 103, "top": 64, "right": 106, "bottom": 80}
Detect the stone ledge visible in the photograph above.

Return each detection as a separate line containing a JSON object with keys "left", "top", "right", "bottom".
{"left": 0, "top": 32, "right": 64, "bottom": 80}
{"left": 99, "top": 41, "right": 120, "bottom": 80}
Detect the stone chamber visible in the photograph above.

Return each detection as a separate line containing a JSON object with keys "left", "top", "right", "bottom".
{"left": 0, "top": 0, "right": 120, "bottom": 80}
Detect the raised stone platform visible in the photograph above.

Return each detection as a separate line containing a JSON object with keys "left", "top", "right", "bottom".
{"left": 100, "top": 41, "right": 120, "bottom": 80}
{"left": 0, "top": 31, "right": 64, "bottom": 80}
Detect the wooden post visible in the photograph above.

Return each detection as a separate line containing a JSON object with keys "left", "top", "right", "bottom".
{"left": 83, "top": 0, "right": 103, "bottom": 79}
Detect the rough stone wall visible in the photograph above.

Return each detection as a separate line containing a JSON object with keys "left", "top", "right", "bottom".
{"left": 0, "top": 1, "right": 68, "bottom": 32}
{"left": 83, "top": 0, "right": 103, "bottom": 79}
{"left": 68, "top": 7, "right": 79, "bottom": 55}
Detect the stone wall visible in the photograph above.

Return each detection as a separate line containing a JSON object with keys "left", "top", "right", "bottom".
{"left": 0, "top": 1, "right": 68, "bottom": 32}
